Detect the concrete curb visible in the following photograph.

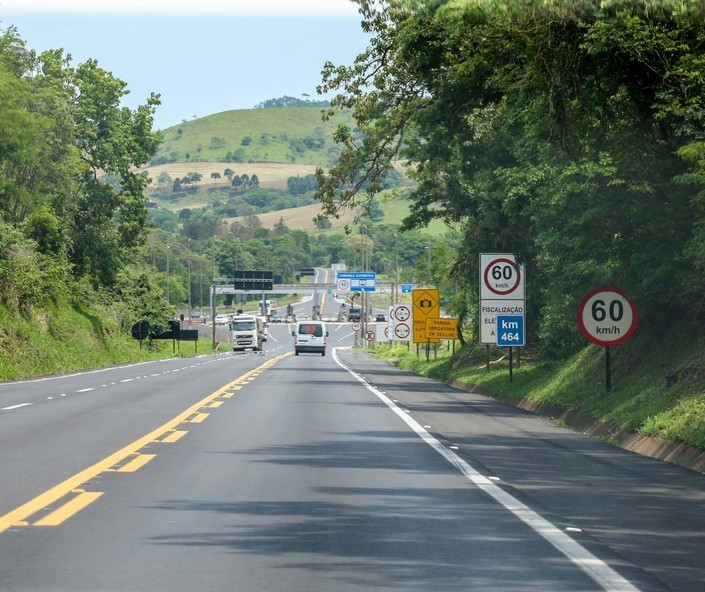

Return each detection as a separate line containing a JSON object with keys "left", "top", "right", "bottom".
{"left": 447, "top": 379, "right": 705, "bottom": 475}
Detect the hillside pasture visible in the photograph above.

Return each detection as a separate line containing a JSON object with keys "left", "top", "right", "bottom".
{"left": 142, "top": 162, "right": 317, "bottom": 191}
{"left": 226, "top": 203, "right": 358, "bottom": 232}
{"left": 153, "top": 107, "right": 354, "bottom": 168}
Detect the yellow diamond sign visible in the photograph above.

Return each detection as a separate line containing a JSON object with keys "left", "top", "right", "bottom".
{"left": 412, "top": 289, "right": 439, "bottom": 343}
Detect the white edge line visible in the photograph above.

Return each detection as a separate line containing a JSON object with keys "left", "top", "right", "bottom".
{"left": 331, "top": 346, "right": 641, "bottom": 592}
{"left": 2, "top": 403, "right": 33, "bottom": 410}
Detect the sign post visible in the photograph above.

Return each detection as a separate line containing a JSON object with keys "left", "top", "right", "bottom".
{"left": 496, "top": 315, "right": 525, "bottom": 383}
{"left": 390, "top": 303, "right": 412, "bottom": 343}
{"left": 412, "top": 289, "right": 440, "bottom": 360}
{"left": 480, "top": 253, "right": 526, "bottom": 371}
{"left": 480, "top": 254, "right": 525, "bottom": 344}
{"left": 577, "top": 286, "right": 638, "bottom": 390}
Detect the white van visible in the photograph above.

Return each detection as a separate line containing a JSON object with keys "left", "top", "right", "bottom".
{"left": 292, "top": 320, "right": 328, "bottom": 356}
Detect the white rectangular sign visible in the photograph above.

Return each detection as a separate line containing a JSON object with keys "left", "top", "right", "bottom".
{"left": 390, "top": 303, "right": 412, "bottom": 341}
{"left": 480, "top": 253, "right": 526, "bottom": 345}
{"left": 480, "top": 300, "right": 526, "bottom": 344}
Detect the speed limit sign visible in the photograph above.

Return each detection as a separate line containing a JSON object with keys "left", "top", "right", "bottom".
{"left": 577, "top": 286, "right": 638, "bottom": 347}
{"left": 480, "top": 254, "right": 525, "bottom": 299}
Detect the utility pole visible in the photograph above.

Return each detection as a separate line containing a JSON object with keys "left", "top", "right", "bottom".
{"left": 187, "top": 238, "right": 192, "bottom": 320}
{"left": 394, "top": 233, "right": 399, "bottom": 304}
{"left": 166, "top": 241, "right": 170, "bottom": 304}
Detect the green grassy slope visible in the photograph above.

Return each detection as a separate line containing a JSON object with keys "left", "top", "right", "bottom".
{"left": 375, "top": 326, "right": 705, "bottom": 458}
{"left": 154, "top": 107, "right": 355, "bottom": 167}
{"left": 0, "top": 302, "right": 207, "bottom": 381}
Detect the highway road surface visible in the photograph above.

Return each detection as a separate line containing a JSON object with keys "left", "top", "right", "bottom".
{"left": 1, "top": 322, "right": 704, "bottom": 591}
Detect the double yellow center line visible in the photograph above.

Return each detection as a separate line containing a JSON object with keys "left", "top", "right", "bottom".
{"left": 0, "top": 352, "right": 291, "bottom": 533}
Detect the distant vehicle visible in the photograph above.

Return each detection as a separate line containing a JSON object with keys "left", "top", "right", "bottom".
{"left": 271, "top": 312, "right": 283, "bottom": 323}
{"left": 257, "top": 316, "right": 269, "bottom": 342}
{"left": 348, "top": 307, "right": 362, "bottom": 322}
{"left": 231, "top": 314, "right": 263, "bottom": 352}
{"left": 375, "top": 314, "right": 387, "bottom": 322}
{"left": 189, "top": 312, "right": 204, "bottom": 323}
{"left": 215, "top": 314, "right": 230, "bottom": 325}
{"left": 292, "top": 320, "right": 328, "bottom": 356}
{"left": 286, "top": 313, "right": 296, "bottom": 323}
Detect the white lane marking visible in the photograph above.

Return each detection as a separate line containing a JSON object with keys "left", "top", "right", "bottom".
{"left": 2, "top": 403, "right": 33, "bottom": 410}
{"left": 119, "top": 379, "right": 134, "bottom": 383}
{"left": 76, "top": 388, "right": 95, "bottom": 392}
{"left": 332, "top": 347, "right": 641, "bottom": 592}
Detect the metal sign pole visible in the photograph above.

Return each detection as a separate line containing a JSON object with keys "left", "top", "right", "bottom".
{"left": 606, "top": 347, "right": 612, "bottom": 391}
{"left": 509, "top": 347, "right": 513, "bottom": 383}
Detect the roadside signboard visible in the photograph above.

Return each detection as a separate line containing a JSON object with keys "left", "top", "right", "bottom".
{"left": 577, "top": 286, "right": 638, "bottom": 347}
{"left": 577, "top": 286, "right": 638, "bottom": 390}
{"left": 394, "top": 322, "right": 411, "bottom": 340}
{"left": 131, "top": 321, "right": 149, "bottom": 340}
{"left": 389, "top": 303, "right": 412, "bottom": 342}
{"left": 496, "top": 315, "right": 525, "bottom": 347}
{"left": 337, "top": 271, "right": 376, "bottom": 292}
{"left": 426, "top": 318, "right": 458, "bottom": 340}
{"left": 352, "top": 321, "right": 361, "bottom": 332}
{"left": 480, "top": 254, "right": 526, "bottom": 345}
{"left": 413, "top": 289, "right": 440, "bottom": 343}
{"left": 336, "top": 278, "right": 351, "bottom": 292}
{"left": 376, "top": 324, "right": 389, "bottom": 343}
{"left": 364, "top": 330, "right": 376, "bottom": 342}
{"left": 401, "top": 284, "right": 413, "bottom": 293}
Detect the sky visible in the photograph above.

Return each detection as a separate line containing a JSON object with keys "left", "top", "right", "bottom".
{"left": 0, "top": 0, "right": 370, "bottom": 130}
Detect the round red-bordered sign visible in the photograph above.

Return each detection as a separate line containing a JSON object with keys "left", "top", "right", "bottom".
{"left": 577, "top": 286, "right": 638, "bottom": 347}
{"left": 394, "top": 305, "right": 411, "bottom": 322}
{"left": 352, "top": 322, "right": 361, "bottom": 331}
{"left": 484, "top": 258, "right": 521, "bottom": 296}
{"left": 394, "top": 323, "right": 410, "bottom": 339}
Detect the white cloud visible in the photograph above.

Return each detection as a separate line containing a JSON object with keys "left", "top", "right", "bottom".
{"left": 0, "top": 0, "right": 360, "bottom": 15}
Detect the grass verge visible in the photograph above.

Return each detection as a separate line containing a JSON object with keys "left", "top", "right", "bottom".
{"left": 0, "top": 303, "right": 217, "bottom": 382}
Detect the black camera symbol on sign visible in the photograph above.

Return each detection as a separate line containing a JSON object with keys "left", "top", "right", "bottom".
{"left": 419, "top": 299, "right": 433, "bottom": 308}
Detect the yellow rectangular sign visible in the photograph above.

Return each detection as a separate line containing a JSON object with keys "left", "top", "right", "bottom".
{"left": 426, "top": 318, "right": 458, "bottom": 340}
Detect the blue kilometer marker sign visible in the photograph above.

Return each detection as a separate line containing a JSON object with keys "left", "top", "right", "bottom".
{"left": 496, "top": 315, "right": 525, "bottom": 347}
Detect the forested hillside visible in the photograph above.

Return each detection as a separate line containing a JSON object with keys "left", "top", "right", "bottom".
{"left": 318, "top": 0, "right": 705, "bottom": 357}
{"left": 315, "top": 0, "right": 705, "bottom": 453}
{"left": 0, "top": 25, "right": 174, "bottom": 342}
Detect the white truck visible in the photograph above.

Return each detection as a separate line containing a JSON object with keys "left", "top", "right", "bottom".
{"left": 231, "top": 314, "right": 263, "bottom": 352}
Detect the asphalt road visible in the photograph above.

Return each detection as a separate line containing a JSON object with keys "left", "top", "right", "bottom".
{"left": 0, "top": 322, "right": 703, "bottom": 591}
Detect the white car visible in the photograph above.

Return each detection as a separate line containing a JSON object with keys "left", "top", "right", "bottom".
{"left": 215, "top": 314, "right": 230, "bottom": 325}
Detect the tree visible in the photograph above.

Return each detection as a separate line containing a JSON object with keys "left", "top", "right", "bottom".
{"left": 156, "top": 172, "right": 173, "bottom": 192}
{"left": 315, "top": 0, "right": 705, "bottom": 356}
{"left": 210, "top": 172, "right": 221, "bottom": 186}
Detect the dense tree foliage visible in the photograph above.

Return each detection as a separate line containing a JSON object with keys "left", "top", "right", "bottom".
{"left": 0, "top": 25, "right": 163, "bottom": 319}
{"left": 316, "top": 0, "right": 705, "bottom": 356}
{"left": 254, "top": 95, "right": 330, "bottom": 109}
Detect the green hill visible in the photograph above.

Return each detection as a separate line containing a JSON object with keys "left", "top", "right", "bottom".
{"left": 153, "top": 107, "right": 355, "bottom": 168}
